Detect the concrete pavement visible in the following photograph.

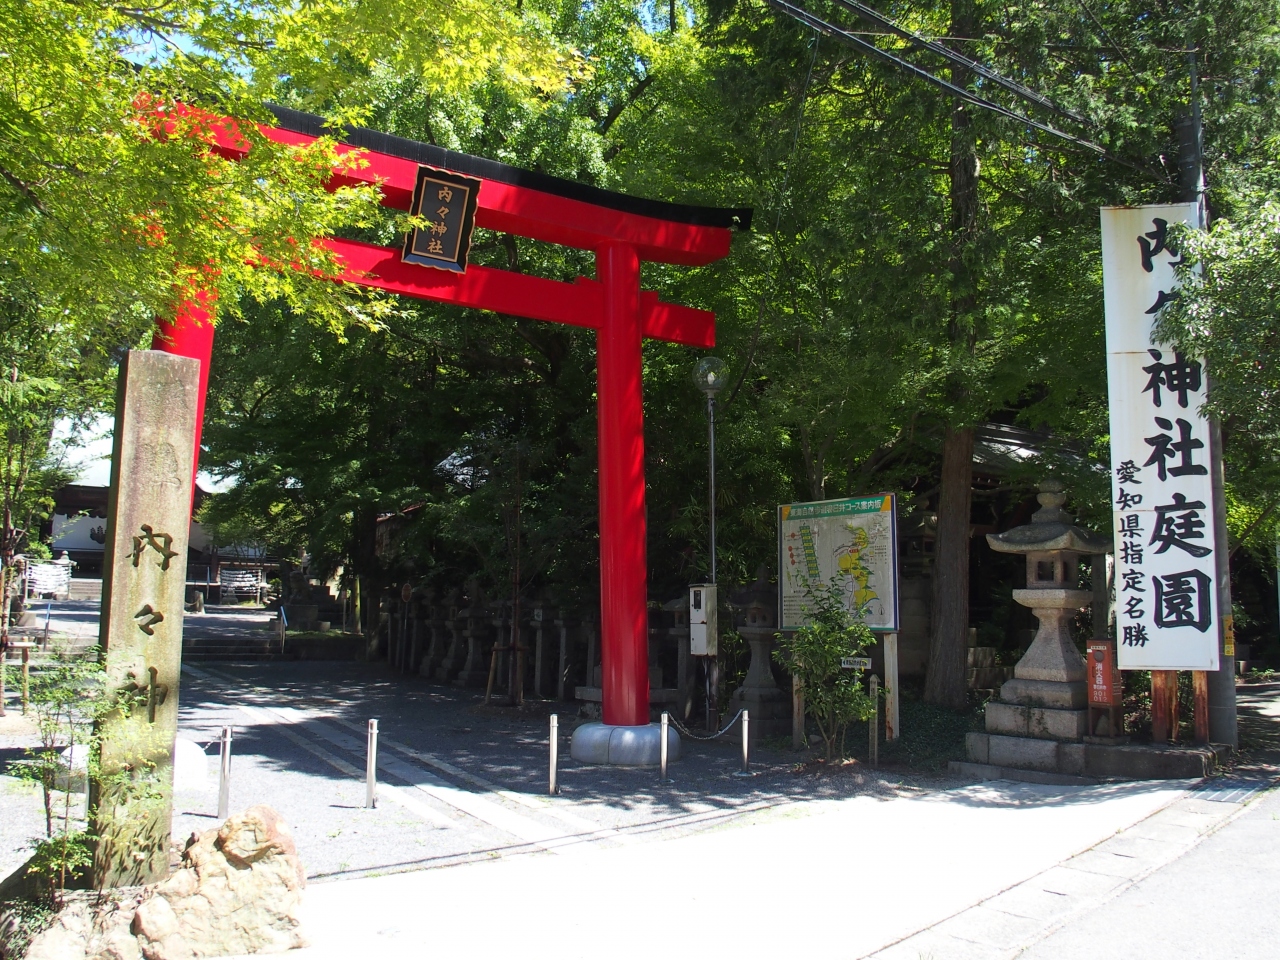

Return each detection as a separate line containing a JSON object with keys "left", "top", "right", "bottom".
{"left": 287, "top": 778, "right": 1201, "bottom": 960}
{"left": 19, "top": 599, "right": 275, "bottom": 648}
{"left": 167, "top": 662, "right": 1275, "bottom": 959}
{"left": 1019, "top": 781, "right": 1280, "bottom": 960}
{"left": 5, "top": 616, "right": 1278, "bottom": 958}
{"left": 873, "top": 778, "right": 1271, "bottom": 959}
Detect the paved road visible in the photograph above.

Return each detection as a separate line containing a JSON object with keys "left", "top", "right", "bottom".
{"left": 4, "top": 654, "right": 957, "bottom": 886}
{"left": 5, "top": 628, "right": 1278, "bottom": 958}
{"left": 19, "top": 599, "right": 275, "bottom": 647}
{"left": 868, "top": 682, "right": 1280, "bottom": 960}
{"left": 171, "top": 660, "right": 948, "bottom": 879}
{"left": 165, "top": 664, "right": 1274, "bottom": 960}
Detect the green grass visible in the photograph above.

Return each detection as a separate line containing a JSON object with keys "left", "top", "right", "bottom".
{"left": 0, "top": 897, "right": 55, "bottom": 956}
{"left": 872, "top": 691, "right": 985, "bottom": 772}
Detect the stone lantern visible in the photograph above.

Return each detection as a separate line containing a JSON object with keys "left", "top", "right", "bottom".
{"left": 728, "top": 568, "right": 790, "bottom": 743}
{"left": 968, "top": 480, "right": 1111, "bottom": 774}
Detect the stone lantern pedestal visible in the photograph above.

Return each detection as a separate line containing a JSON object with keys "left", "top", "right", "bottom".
{"left": 955, "top": 482, "right": 1231, "bottom": 783}
{"left": 728, "top": 571, "right": 790, "bottom": 743}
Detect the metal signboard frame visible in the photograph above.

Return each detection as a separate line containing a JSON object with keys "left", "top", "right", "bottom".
{"left": 778, "top": 493, "right": 900, "bottom": 633}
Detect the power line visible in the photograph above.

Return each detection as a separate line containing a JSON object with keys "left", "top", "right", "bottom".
{"left": 829, "top": 0, "right": 1088, "bottom": 125}
{"left": 763, "top": 0, "right": 1157, "bottom": 178}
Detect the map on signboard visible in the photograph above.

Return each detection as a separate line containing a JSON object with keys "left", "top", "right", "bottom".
{"left": 777, "top": 494, "right": 899, "bottom": 632}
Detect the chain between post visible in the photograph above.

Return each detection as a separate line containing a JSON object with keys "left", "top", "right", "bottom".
{"left": 668, "top": 709, "right": 744, "bottom": 741}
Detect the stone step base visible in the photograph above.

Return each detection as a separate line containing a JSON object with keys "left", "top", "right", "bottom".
{"left": 966, "top": 731, "right": 1227, "bottom": 781}
{"left": 985, "top": 701, "right": 1088, "bottom": 740}
{"left": 948, "top": 760, "right": 1102, "bottom": 786}
{"left": 67, "top": 579, "right": 103, "bottom": 601}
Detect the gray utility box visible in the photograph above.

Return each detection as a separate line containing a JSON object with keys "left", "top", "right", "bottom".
{"left": 689, "top": 583, "right": 718, "bottom": 657}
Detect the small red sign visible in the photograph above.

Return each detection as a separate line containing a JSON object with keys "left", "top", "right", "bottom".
{"left": 1088, "top": 641, "right": 1122, "bottom": 707}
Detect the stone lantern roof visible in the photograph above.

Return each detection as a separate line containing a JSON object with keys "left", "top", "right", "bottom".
{"left": 986, "top": 480, "right": 1112, "bottom": 556}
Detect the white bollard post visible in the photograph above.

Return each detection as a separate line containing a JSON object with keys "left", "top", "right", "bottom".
{"left": 366, "top": 719, "right": 379, "bottom": 809}
{"left": 217, "top": 726, "right": 233, "bottom": 819}
{"left": 549, "top": 714, "right": 559, "bottom": 795}
{"left": 733, "top": 710, "right": 751, "bottom": 776}
{"left": 660, "top": 712, "right": 670, "bottom": 782}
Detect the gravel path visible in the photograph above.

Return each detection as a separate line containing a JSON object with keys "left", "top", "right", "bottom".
{"left": 173, "top": 659, "right": 961, "bottom": 881}
{"left": 2, "top": 604, "right": 965, "bottom": 886}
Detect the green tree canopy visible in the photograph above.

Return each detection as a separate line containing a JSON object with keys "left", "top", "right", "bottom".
{"left": 0, "top": 0, "right": 574, "bottom": 347}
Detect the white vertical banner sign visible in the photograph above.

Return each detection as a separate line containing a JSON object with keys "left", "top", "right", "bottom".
{"left": 1102, "top": 203, "right": 1218, "bottom": 671}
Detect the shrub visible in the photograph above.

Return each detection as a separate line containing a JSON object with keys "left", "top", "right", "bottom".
{"left": 774, "top": 578, "right": 878, "bottom": 759}
{"left": 8, "top": 646, "right": 107, "bottom": 901}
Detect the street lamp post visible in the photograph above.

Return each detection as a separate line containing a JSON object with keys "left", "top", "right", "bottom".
{"left": 692, "top": 357, "right": 726, "bottom": 732}
{"left": 692, "top": 357, "right": 726, "bottom": 583}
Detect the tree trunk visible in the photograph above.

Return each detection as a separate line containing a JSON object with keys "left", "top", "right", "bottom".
{"left": 924, "top": 0, "right": 980, "bottom": 709}
{"left": 924, "top": 426, "right": 974, "bottom": 707}
{"left": 800, "top": 426, "right": 833, "bottom": 502}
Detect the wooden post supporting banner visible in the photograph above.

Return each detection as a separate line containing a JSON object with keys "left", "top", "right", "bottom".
{"left": 1151, "top": 670, "right": 1181, "bottom": 743}
{"left": 1151, "top": 670, "right": 1170, "bottom": 742}
{"left": 1193, "top": 670, "right": 1210, "bottom": 744}
{"left": 90, "top": 350, "right": 200, "bottom": 889}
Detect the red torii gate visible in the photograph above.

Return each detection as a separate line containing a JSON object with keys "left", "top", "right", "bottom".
{"left": 154, "top": 105, "right": 749, "bottom": 733}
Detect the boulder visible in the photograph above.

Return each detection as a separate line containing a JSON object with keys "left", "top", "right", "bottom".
{"left": 16, "top": 806, "right": 305, "bottom": 960}
{"left": 19, "top": 890, "right": 147, "bottom": 960}
{"left": 131, "top": 806, "right": 306, "bottom": 960}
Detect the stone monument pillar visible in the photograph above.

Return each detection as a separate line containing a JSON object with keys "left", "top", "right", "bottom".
{"left": 91, "top": 350, "right": 200, "bottom": 888}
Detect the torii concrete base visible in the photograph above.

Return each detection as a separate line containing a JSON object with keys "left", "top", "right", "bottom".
{"left": 570, "top": 722, "right": 682, "bottom": 766}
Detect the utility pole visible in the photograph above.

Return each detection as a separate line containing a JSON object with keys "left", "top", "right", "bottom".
{"left": 1177, "top": 52, "right": 1238, "bottom": 748}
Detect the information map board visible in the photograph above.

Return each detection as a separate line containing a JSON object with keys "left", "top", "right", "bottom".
{"left": 778, "top": 494, "right": 899, "bottom": 633}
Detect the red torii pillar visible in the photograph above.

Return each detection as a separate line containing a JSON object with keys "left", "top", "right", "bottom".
{"left": 151, "top": 107, "right": 747, "bottom": 758}
{"left": 153, "top": 293, "right": 215, "bottom": 490}
{"left": 596, "top": 242, "right": 648, "bottom": 726}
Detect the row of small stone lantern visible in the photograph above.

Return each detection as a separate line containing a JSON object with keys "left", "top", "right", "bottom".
{"left": 374, "top": 573, "right": 790, "bottom": 736}
{"left": 379, "top": 582, "right": 598, "bottom": 700}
